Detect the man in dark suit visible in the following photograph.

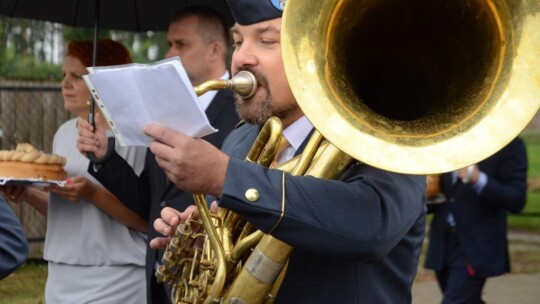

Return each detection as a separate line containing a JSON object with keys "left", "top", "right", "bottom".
{"left": 425, "top": 137, "right": 527, "bottom": 303}
{"left": 76, "top": 6, "right": 239, "bottom": 304}
{"left": 0, "top": 195, "right": 28, "bottom": 280}
{"left": 146, "top": 1, "right": 427, "bottom": 303}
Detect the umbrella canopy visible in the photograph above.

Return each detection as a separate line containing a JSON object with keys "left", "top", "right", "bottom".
{"left": 0, "top": 0, "right": 234, "bottom": 32}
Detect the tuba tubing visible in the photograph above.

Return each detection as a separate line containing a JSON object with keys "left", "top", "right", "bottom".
{"left": 223, "top": 131, "right": 355, "bottom": 303}
{"left": 156, "top": 115, "right": 287, "bottom": 303}
{"left": 155, "top": 71, "right": 262, "bottom": 303}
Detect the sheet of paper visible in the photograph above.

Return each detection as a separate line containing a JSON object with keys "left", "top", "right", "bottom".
{"left": 83, "top": 57, "right": 217, "bottom": 146}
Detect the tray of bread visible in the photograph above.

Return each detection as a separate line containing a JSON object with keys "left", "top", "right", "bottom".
{"left": 0, "top": 143, "right": 67, "bottom": 187}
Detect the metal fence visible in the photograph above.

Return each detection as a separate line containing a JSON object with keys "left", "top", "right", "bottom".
{"left": 0, "top": 80, "right": 70, "bottom": 257}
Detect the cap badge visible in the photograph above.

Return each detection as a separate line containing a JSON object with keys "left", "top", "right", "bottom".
{"left": 270, "top": 0, "right": 286, "bottom": 11}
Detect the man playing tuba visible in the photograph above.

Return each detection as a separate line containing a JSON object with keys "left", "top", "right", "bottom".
{"left": 147, "top": 0, "right": 427, "bottom": 303}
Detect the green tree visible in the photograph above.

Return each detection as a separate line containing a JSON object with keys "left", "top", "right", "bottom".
{"left": 0, "top": 16, "right": 167, "bottom": 81}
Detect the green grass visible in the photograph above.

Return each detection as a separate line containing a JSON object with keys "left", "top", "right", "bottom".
{"left": 0, "top": 261, "right": 46, "bottom": 304}
{"left": 507, "top": 131, "right": 540, "bottom": 232}
{"left": 522, "top": 130, "right": 540, "bottom": 178}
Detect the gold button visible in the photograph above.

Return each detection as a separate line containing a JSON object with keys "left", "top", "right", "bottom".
{"left": 245, "top": 189, "right": 260, "bottom": 202}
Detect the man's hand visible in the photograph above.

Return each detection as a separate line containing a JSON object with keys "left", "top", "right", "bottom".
{"left": 144, "top": 124, "right": 230, "bottom": 197}
{"left": 76, "top": 112, "right": 109, "bottom": 158}
{"left": 150, "top": 205, "right": 198, "bottom": 249}
{"left": 457, "top": 165, "right": 480, "bottom": 184}
{"left": 0, "top": 185, "right": 28, "bottom": 203}
{"left": 150, "top": 202, "right": 219, "bottom": 250}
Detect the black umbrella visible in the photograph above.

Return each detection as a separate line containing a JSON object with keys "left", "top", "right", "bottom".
{"left": 0, "top": 0, "right": 234, "bottom": 162}
{"left": 0, "top": 0, "right": 234, "bottom": 32}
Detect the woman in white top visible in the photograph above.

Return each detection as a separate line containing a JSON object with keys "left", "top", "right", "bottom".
{"left": 1, "top": 39, "right": 148, "bottom": 303}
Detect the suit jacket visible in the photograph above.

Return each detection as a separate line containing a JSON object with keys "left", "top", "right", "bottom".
{"left": 0, "top": 196, "right": 28, "bottom": 280}
{"left": 218, "top": 123, "right": 427, "bottom": 303}
{"left": 425, "top": 137, "right": 527, "bottom": 278}
{"left": 89, "top": 89, "right": 239, "bottom": 303}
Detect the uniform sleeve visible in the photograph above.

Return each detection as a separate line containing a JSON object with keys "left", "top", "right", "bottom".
{"left": 88, "top": 151, "right": 152, "bottom": 220}
{"left": 219, "top": 158, "right": 426, "bottom": 261}
{"left": 479, "top": 138, "right": 527, "bottom": 213}
{"left": 0, "top": 197, "right": 29, "bottom": 280}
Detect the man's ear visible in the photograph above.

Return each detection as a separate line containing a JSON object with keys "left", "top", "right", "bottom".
{"left": 208, "top": 41, "right": 223, "bottom": 62}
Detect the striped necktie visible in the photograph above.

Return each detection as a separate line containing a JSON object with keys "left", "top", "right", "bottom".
{"left": 271, "top": 136, "right": 290, "bottom": 168}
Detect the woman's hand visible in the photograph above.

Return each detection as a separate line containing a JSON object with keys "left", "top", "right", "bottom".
{"left": 48, "top": 176, "right": 94, "bottom": 202}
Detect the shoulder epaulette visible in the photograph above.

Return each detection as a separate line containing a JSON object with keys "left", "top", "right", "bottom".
{"left": 235, "top": 120, "right": 246, "bottom": 129}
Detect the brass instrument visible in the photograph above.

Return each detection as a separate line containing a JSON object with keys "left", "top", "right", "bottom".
{"left": 157, "top": 0, "right": 540, "bottom": 303}
{"left": 282, "top": 0, "right": 540, "bottom": 174}
{"left": 155, "top": 70, "right": 264, "bottom": 303}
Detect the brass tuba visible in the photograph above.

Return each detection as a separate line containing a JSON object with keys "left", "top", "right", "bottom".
{"left": 157, "top": 0, "right": 540, "bottom": 303}
{"left": 282, "top": 0, "right": 540, "bottom": 174}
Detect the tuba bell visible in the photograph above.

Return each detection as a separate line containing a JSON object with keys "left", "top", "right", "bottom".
{"left": 282, "top": 0, "right": 540, "bottom": 174}
{"left": 157, "top": 0, "right": 540, "bottom": 302}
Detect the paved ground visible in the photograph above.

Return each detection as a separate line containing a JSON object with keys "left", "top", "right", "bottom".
{"left": 412, "top": 272, "right": 540, "bottom": 303}
{"left": 413, "top": 230, "right": 540, "bottom": 303}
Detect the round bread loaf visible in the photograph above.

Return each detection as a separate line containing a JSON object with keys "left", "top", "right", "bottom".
{"left": 0, "top": 143, "right": 67, "bottom": 181}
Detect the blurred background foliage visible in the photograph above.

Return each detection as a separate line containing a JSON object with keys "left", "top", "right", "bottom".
{"left": 0, "top": 16, "right": 168, "bottom": 81}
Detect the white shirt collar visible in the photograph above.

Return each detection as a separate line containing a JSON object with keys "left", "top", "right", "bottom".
{"left": 198, "top": 71, "right": 230, "bottom": 110}
{"left": 278, "top": 115, "right": 313, "bottom": 163}
{"left": 282, "top": 115, "right": 312, "bottom": 151}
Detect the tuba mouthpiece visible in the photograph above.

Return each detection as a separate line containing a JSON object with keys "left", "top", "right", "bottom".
{"left": 229, "top": 71, "right": 257, "bottom": 98}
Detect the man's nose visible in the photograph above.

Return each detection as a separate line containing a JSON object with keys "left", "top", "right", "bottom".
{"left": 164, "top": 48, "right": 173, "bottom": 59}
{"left": 232, "top": 43, "right": 257, "bottom": 70}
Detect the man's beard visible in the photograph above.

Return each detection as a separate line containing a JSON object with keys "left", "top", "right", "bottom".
{"left": 235, "top": 92, "right": 273, "bottom": 126}
{"left": 234, "top": 69, "right": 299, "bottom": 126}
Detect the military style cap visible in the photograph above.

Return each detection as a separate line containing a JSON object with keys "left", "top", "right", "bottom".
{"left": 227, "top": 0, "right": 285, "bottom": 25}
